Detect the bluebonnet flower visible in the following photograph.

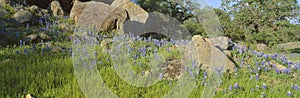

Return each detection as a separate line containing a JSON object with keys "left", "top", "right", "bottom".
{"left": 255, "top": 61, "right": 259, "bottom": 66}
{"left": 24, "top": 49, "right": 28, "bottom": 55}
{"left": 234, "top": 83, "right": 239, "bottom": 89}
{"left": 114, "top": 64, "right": 117, "bottom": 69}
{"left": 98, "top": 61, "right": 102, "bottom": 65}
{"left": 272, "top": 53, "right": 278, "bottom": 59}
{"left": 263, "top": 54, "right": 269, "bottom": 58}
{"left": 159, "top": 72, "right": 163, "bottom": 80}
{"left": 261, "top": 92, "right": 266, "bottom": 97}
{"left": 89, "top": 65, "right": 93, "bottom": 69}
{"left": 203, "top": 71, "right": 207, "bottom": 79}
{"left": 256, "top": 85, "right": 260, "bottom": 89}
{"left": 133, "top": 54, "right": 138, "bottom": 60}
{"left": 153, "top": 39, "right": 160, "bottom": 46}
{"left": 32, "top": 45, "right": 36, "bottom": 51}
{"left": 83, "top": 62, "right": 87, "bottom": 66}
{"left": 166, "top": 47, "right": 170, "bottom": 52}
{"left": 94, "top": 51, "right": 97, "bottom": 56}
{"left": 142, "top": 70, "right": 145, "bottom": 76}
{"left": 262, "top": 83, "right": 267, "bottom": 90}
{"left": 20, "top": 40, "right": 23, "bottom": 47}
{"left": 256, "top": 74, "right": 259, "bottom": 81}
{"left": 232, "top": 44, "right": 237, "bottom": 50}
{"left": 275, "top": 68, "right": 280, "bottom": 74}
{"left": 253, "top": 50, "right": 258, "bottom": 55}
{"left": 15, "top": 50, "right": 19, "bottom": 54}
{"left": 229, "top": 85, "right": 232, "bottom": 91}
{"left": 264, "top": 67, "right": 269, "bottom": 71}
{"left": 189, "top": 68, "right": 194, "bottom": 78}
{"left": 238, "top": 47, "right": 243, "bottom": 54}
{"left": 261, "top": 60, "right": 266, "bottom": 65}
{"left": 288, "top": 61, "right": 293, "bottom": 67}
{"left": 284, "top": 68, "right": 292, "bottom": 74}
{"left": 287, "top": 90, "right": 292, "bottom": 97}
{"left": 294, "top": 85, "right": 299, "bottom": 90}
{"left": 229, "top": 38, "right": 233, "bottom": 44}
{"left": 251, "top": 88, "right": 255, "bottom": 92}
{"left": 282, "top": 59, "right": 287, "bottom": 65}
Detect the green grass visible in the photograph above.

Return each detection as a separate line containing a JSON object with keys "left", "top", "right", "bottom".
{"left": 1, "top": 40, "right": 300, "bottom": 98}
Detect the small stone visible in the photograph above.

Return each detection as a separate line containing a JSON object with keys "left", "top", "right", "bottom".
{"left": 13, "top": 9, "right": 33, "bottom": 24}
{"left": 26, "top": 94, "right": 36, "bottom": 98}
{"left": 49, "top": 0, "right": 64, "bottom": 17}
{"left": 39, "top": 32, "right": 51, "bottom": 40}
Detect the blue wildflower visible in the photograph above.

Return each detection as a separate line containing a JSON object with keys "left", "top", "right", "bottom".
{"left": 251, "top": 88, "right": 255, "bottom": 92}
{"left": 256, "top": 74, "right": 259, "bottom": 81}
{"left": 287, "top": 90, "right": 292, "bottom": 97}
{"left": 203, "top": 71, "right": 207, "bottom": 79}
{"left": 142, "top": 70, "right": 145, "bottom": 76}
{"left": 262, "top": 83, "right": 267, "bottom": 90}
{"left": 159, "top": 73, "right": 163, "bottom": 80}
{"left": 234, "top": 83, "right": 239, "bottom": 89}
{"left": 294, "top": 85, "right": 299, "bottom": 90}
{"left": 229, "top": 85, "right": 232, "bottom": 91}
{"left": 275, "top": 68, "right": 280, "bottom": 74}
{"left": 24, "top": 49, "right": 28, "bottom": 55}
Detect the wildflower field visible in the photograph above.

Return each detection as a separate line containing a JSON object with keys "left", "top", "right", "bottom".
{"left": 1, "top": 1, "right": 300, "bottom": 98}
{"left": 1, "top": 27, "right": 300, "bottom": 97}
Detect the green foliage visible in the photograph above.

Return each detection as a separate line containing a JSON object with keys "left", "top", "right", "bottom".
{"left": 182, "top": 17, "right": 207, "bottom": 37}
{"left": 135, "top": 0, "right": 193, "bottom": 22}
{"left": 221, "top": 0, "right": 300, "bottom": 45}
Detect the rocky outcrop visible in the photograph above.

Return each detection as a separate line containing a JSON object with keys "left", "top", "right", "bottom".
{"left": 112, "top": 1, "right": 148, "bottom": 23}
{"left": 70, "top": 1, "right": 128, "bottom": 33}
{"left": 0, "top": 0, "right": 8, "bottom": 5}
{"left": 13, "top": 9, "right": 33, "bottom": 24}
{"left": 49, "top": 0, "right": 64, "bottom": 17}
{"left": 185, "top": 35, "right": 236, "bottom": 73}
{"left": 208, "top": 36, "right": 230, "bottom": 50}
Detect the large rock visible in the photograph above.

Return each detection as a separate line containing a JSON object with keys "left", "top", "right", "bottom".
{"left": 112, "top": 0, "right": 148, "bottom": 23}
{"left": 13, "top": 9, "right": 33, "bottom": 24}
{"left": 49, "top": 0, "right": 64, "bottom": 16}
{"left": 0, "top": 0, "right": 8, "bottom": 5}
{"left": 184, "top": 35, "right": 236, "bottom": 73}
{"left": 208, "top": 36, "right": 229, "bottom": 50}
{"left": 70, "top": 1, "right": 128, "bottom": 33}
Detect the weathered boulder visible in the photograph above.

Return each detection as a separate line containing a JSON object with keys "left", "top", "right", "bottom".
{"left": 256, "top": 43, "right": 267, "bottom": 51}
{"left": 13, "top": 9, "right": 33, "bottom": 24}
{"left": 26, "top": 5, "right": 47, "bottom": 17}
{"left": 208, "top": 36, "right": 229, "bottom": 50}
{"left": 26, "top": 93, "right": 37, "bottom": 98}
{"left": 71, "top": 1, "right": 128, "bottom": 33}
{"left": 49, "top": 0, "right": 64, "bottom": 16}
{"left": 0, "top": 0, "right": 8, "bottom": 5}
{"left": 185, "top": 35, "right": 236, "bottom": 73}
{"left": 69, "top": 0, "right": 86, "bottom": 23}
{"left": 112, "top": 0, "right": 148, "bottom": 23}
{"left": 26, "top": 33, "right": 51, "bottom": 43}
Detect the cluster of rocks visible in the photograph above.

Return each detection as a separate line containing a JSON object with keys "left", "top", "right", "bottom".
{"left": 161, "top": 35, "right": 237, "bottom": 80}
